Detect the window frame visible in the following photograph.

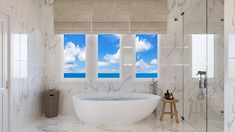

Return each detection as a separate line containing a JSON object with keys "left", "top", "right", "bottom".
{"left": 62, "top": 34, "right": 88, "bottom": 80}
{"left": 96, "top": 34, "right": 122, "bottom": 80}
{"left": 134, "top": 34, "right": 159, "bottom": 80}
{"left": 61, "top": 33, "right": 160, "bottom": 81}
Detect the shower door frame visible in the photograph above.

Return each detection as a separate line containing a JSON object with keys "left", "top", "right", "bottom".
{"left": 0, "top": 11, "right": 9, "bottom": 132}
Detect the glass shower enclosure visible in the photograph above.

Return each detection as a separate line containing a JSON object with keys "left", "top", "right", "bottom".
{"left": 180, "top": 0, "right": 224, "bottom": 131}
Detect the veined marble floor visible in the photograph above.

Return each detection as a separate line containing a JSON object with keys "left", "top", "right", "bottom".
{"left": 19, "top": 114, "right": 198, "bottom": 132}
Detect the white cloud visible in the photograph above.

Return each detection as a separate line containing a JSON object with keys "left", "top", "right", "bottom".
{"left": 98, "top": 61, "right": 109, "bottom": 67}
{"left": 64, "top": 42, "right": 86, "bottom": 62}
{"left": 150, "top": 59, "right": 158, "bottom": 65}
{"left": 64, "top": 64, "right": 76, "bottom": 72}
{"left": 114, "top": 34, "right": 120, "bottom": 37}
{"left": 150, "top": 69, "right": 158, "bottom": 73}
{"left": 111, "top": 69, "right": 118, "bottom": 72}
{"left": 79, "top": 69, "right": 86, "bottom": 72}
{"left": 98, "top": 48, "right": 120, "bottom": 73}
{"left": 136, "top": 59, "right": 151, "bottom": 72}
{"left": 64, "top": 42, "right": 86, "bottom": 71}
{"left": 64, "top": 55, "right": 75, "bottom": 64}
{"left": 104, "top": 49, "right": 120, "bottom": 64}
{"left": 98, "top": 68, "right": 108, "bottom": 73}
{"left": 78, "top": 49, "right": 86, "bottom": 61}
{"left": 136, "top": 36, "right": 153, "bottom": 53}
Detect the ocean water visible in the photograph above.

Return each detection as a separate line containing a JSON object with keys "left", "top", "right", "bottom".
{"left": 64, "top": 73, "right": 158, "bottom": 78}
{"left": 98, "top": 73, "right": 120, "bottom": 78}
{"left": 136, "top": 73, "right": 158, "bottom": 78}
{"left": 64, "top": 73, "right": 86, "bottom": 78}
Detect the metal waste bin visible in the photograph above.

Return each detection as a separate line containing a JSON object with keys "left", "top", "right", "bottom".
{"left": 43, "top": 89, "right": 59, "bottom": 118}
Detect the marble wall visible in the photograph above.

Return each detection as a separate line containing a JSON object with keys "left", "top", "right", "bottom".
{"left": 41, "top": 0, "right": 164, "bottom": 116}
{"left": 0, "top": 0, "right": 44, "bottom": 131}
{"left": 41, "top": 0, "right": 224, "bottom": 126}
{"left": 41, "top": 0, "right": 166, "bottom": 116}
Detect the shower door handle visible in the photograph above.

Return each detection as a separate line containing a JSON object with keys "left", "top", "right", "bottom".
{"left": 204, "top": 78, "right": 208, "bottom": 88}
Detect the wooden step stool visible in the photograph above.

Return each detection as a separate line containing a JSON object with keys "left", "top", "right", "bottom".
{"left": 160, "top": 98, "right": 179, "bottom": 123}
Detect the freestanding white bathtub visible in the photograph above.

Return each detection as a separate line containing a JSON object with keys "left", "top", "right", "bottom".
{"left": 73, "top": 93, "right": 161, "bottom": 125}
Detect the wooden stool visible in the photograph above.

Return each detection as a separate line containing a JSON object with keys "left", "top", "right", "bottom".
{"left": 160, "top": 98, "right": 179, "bottom": 123}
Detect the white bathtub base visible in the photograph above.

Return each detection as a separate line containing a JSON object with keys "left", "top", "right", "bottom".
{"left": 73, "top": 93, "right": 161, "bottom": 125}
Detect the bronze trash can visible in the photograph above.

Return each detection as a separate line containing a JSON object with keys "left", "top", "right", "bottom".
{"left": 43, "top": 89, "right": 59, "bottom": 118}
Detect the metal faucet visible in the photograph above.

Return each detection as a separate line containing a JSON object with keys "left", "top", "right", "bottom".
{"left": 150, "top": 78, "right": 158, "bottom": 116}
{"left": 197, "top": 71, "right": 208, "bottom": 89}
{"left": 150, "top": 78, "right": 158, "bottom": 95}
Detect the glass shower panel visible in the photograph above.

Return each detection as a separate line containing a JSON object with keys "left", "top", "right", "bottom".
{"left": 207, "top": 0, "right": 224, "bottom": 131}
{"left": 182, "top": 0, "right": 224, "bottom": 131}
{"left": 0, "top": 21, "right": 2, "bottom": 88}
{"left": 0, "top": 17, "right": 3, "bottom": 132}
{"left": 182, "top": 0, "right": 208, "bottom": 131}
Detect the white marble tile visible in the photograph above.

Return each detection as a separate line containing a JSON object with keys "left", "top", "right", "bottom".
{"left": 0, "top": 0, "right": 44, "bottom": 131}
{"left": 19, "top": 115, "right": 197, "bottom": 132}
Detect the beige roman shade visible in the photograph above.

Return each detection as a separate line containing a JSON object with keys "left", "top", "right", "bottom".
{"left": 54, "top": 0, "right": 92, "bottom": 33}
{"left": 130, "top": 0, "right": 167, "bottom": 33}
{"left": 54, "top": 0, "right": 167, "bottom": 34}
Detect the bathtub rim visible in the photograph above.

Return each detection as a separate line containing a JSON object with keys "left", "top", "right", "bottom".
{"left": 72, "top": 92, "right": 161, "bottom": 103}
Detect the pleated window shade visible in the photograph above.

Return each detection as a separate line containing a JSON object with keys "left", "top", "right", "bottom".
{"left": 54, "top": 0, "right": 167, "bottom": 34}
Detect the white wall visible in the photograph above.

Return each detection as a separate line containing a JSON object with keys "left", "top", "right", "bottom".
{"left": 0, "top": 0, "right": 44, "bottom": 131}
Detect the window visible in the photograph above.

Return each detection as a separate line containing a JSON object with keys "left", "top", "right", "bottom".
{"left": 135, "top": 34, "right": 158, "bottom": 78}
{"left": 192, "top": 34, "right": 214, "bottom": 78}
{"left": 98, "top": 34, "right": 120, "bottom": 78}
{"left": 12, "top": 34, "right": 28, "bottom": 78}
{"left": 228, "top": 35, "right": 235, "bottom": 78}
{"left": 64, "top": 34, "right": 86, "bottom": 78}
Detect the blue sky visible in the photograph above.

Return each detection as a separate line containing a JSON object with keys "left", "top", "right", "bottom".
{"left": 98, "top": 34, "right": 120, "bottom": 73}
{"left": 64, "top": 34, "right": 86, "bottom": 73}
{"left": 136, "top": 34, "right": 158, "bottom": 73}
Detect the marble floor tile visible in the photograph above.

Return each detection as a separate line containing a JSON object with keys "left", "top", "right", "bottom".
{"left": 186, "top": 117, "right": 224, "bottom": 132}
{"left": 19, "top": 114, "right": 198, "bottom": 132}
